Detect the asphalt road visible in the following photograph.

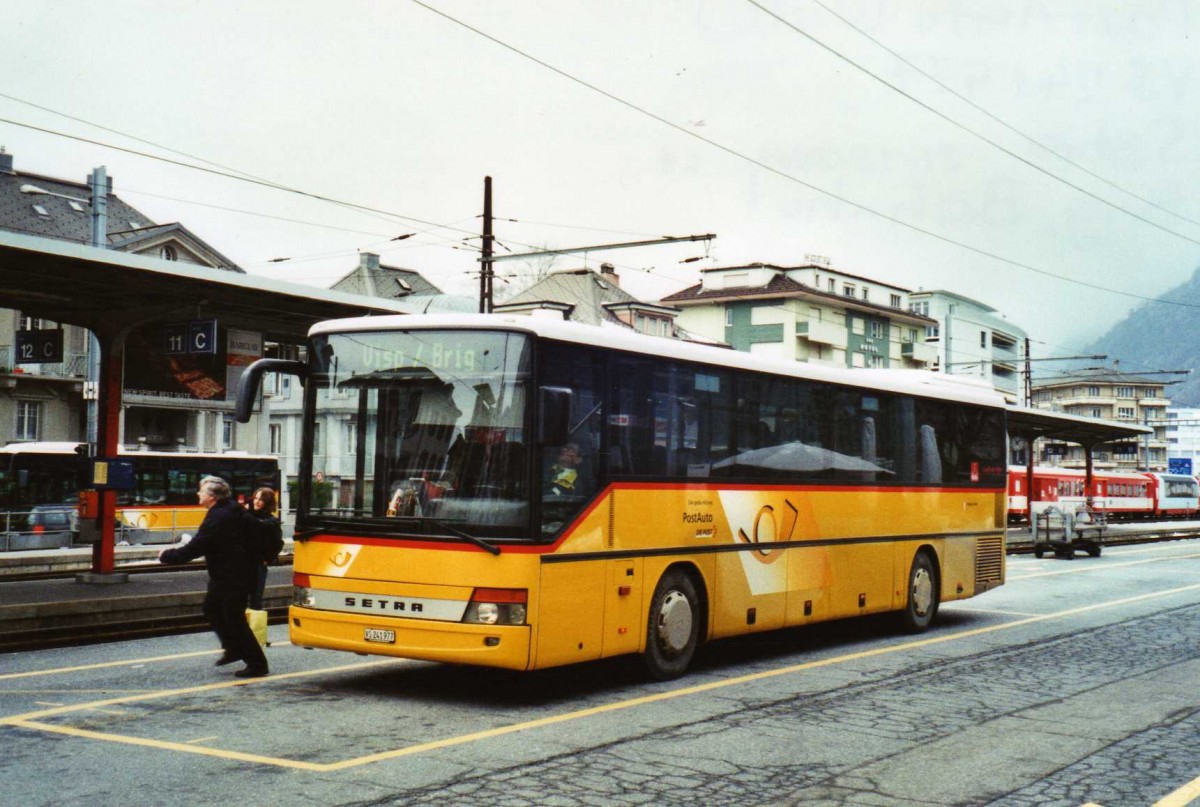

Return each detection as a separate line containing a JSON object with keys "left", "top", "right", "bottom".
{"left": 2, "top": 539, "right": 1199, "bottom": 807}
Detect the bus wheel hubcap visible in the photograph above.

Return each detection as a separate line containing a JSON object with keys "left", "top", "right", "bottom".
{"left": 657, "top": 591, "right": 693, "bottom": 654}
{"left": 912, "top": 568, "right": 932, "bottom": 617}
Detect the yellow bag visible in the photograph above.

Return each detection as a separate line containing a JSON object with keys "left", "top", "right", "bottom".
{"left": 245, "top": 608, "right": 268, "bottom": 646}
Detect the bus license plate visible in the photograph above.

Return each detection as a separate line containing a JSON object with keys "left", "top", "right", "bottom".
{"left": 364, "top": 628, "right": 396, "bottom": 644}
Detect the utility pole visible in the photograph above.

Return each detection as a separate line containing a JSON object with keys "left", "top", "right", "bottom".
{"left": 479, "top": 176, "right": 493, "bottom": 314}
{"left": 86, "top": 167, "right": 109, "bottom": 447}
{"left": 475, "top": 176, "right": 716, "bottom": 311}
{"left": 1024, "top": 337, "right": 1032, "bottom": 407}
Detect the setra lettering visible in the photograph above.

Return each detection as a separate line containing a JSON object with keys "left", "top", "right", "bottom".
{"left": 343, "top": 596, "right": 425, "bottom": 613}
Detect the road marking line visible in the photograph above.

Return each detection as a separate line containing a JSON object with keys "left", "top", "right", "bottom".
{"left": 185, "top": 736, "right": 219, "bottom": 744}
{"left": 4, "top": 690, "right": 158, "bottom": 697}
{"left": 0, "top": 641, "right": 295, "bottom": 683}
{"left": 1156, "top": 774, "right": 1200, "bottom": 807}
{"left": 5, "top": 719, "right": 329, "bottom": 771}
{"left": 0, "top": 650, "right": 218, "bottom": 682}
{"left": 0, "top": 658, "right": 405, "bottom": 724}
{"left": 1103, "top": 543, "right": 1200, "bottom": 557}
{"left": 943, "top": 607, "right": 1044, "bottom": 618}
{"left": 1009, "top": 552, "right": 1200, "bottom": 581}
{"left": 4, "top": 583, "right": 1199, "bottom": 772}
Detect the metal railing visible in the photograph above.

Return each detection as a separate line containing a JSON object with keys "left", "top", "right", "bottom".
{"left": 2, "top": 506, "right": 195, "bottom": 551}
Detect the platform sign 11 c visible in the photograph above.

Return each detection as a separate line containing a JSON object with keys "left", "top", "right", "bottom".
{"left": 15, "top": 329, "right": 64, "bottom": 364}
{"left": 163, "top": 319, "right": 218, "bottom": 356}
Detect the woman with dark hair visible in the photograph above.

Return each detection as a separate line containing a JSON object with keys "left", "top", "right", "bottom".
{"left": 248, "top": 487, "right": 283, "bottom": 611}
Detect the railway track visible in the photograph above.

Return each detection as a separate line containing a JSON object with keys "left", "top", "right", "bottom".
{"left": 0, "top": 603, "right": 291, "bottom": 653}
{"left": 1006, "top": 523, "right": 1200, "bottom": 552}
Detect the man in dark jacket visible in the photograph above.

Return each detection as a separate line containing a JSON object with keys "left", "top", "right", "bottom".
{"left": 159, "top": 475, "right": 268, "bottom": 678}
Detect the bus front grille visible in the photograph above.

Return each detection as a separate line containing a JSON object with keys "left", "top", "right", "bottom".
{"left": 974, "top": 535, "right": 1004, "bottom": 593}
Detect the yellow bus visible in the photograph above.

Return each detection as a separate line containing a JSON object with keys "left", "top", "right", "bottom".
{"left": 0, "top": 442, "right": 279, "bottom": 549}
{"left": 240, "top": 314, "right": 1007, "bottom": 679}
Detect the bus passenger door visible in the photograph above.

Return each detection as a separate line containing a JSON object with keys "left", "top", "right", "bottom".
{"left": 601, "top": 558, "right": 644, "bottom": 657}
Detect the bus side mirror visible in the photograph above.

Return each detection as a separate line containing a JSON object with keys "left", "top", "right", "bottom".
{"left": 236, "top": 358, "right": 308, "bottom": 423}
{"left": 539, "top": 386, "right": 572, "bottom": 446}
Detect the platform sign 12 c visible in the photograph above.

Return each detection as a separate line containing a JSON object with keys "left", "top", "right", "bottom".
{"left": 15, "top": 329, "right": 64, "bottom": 364}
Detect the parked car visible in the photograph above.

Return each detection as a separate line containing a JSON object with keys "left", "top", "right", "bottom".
{"left": 5, "top": 505, "right": 77, "bottom": 551}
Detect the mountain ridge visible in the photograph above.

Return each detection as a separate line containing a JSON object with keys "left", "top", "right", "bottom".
{"left": 1080, "top": 265, "right": 1200, "bottom": 406}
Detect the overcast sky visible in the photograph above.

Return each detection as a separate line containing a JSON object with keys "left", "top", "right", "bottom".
{"left": 3, "top": 1, "right": 1198, "bottom": 360}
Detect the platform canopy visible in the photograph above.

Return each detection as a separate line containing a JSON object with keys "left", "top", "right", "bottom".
{"left": 1005, "top": 404, "right": 1152, "bottom": 447}
{"left": 0, "top": 230, "right": 417, "bottom": 342}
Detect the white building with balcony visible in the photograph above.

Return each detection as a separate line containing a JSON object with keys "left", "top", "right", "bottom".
{"left": 907, "top": 290, "right": 1027, "bottom": 402}
{"left": 661, "top": 262, "right": 938, "bottom": 369}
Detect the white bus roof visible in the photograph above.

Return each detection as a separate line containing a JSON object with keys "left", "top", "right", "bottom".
{"left": 309, "top": 313, "right": 1008, "bottom": 409}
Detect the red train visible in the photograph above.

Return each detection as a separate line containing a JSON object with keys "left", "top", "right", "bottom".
{"left": 1008, "top": 466, "right": 1200, "bottom": 523}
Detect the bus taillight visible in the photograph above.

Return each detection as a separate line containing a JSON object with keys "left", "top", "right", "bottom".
{"left": 464, "top": 588, "right": 528, "bottom": 625}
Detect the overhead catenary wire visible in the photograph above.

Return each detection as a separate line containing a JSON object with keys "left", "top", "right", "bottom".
{"left": 0, "top": 107, "right": 705, "bottom": 289}
{"left": 806, "top": 0, "right": 1200, "bottom": 231}
{"left": 405, "top": 1, "right": 1200, "bottom": 312}
{"left": 745, "top": 0, "right": 1200, "bottom": 247}
{"left": 0, "top": 94, "right": 711, "bottom": 287}
{"left": 3, "top": 31, "right": 1191, "bottom": 318}
{"left": 0, "top": 116, "right": 480, "bottom": 239}
{"left": 0, "top": 64, "right": 1168, "bottom": 319}
{"left": 0, "top": 91, "right": 467, "bottom": 233}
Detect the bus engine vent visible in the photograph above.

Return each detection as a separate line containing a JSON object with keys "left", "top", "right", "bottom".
{"left": 974, "top": 535, "right": 1004, "bottom": 593}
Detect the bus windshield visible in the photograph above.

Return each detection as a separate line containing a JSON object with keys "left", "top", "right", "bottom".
{"left": 307, "top": 329, "right": 533, "bottom": 539}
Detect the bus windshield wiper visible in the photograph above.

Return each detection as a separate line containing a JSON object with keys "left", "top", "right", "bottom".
{"left": 426, "top": 517, "right": 501, "bottom": 556}
{"left": 305, "top": 514, "right": 500, "bottom": 555}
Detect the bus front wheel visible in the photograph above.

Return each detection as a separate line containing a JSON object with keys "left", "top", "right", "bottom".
{"left": 901, "top": 551, "right": 939, "bottom": 633}
{"left": 644, "top": 569, "right": 700, "bottom": 680}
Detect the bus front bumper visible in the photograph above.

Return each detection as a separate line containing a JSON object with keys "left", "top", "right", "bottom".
{"left": 287, "top": 606, "right": 532, "bottom": 670}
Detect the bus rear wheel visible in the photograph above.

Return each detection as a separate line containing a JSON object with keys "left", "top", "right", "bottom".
{"left": 901, "top": 551, "right": 939, "bottom": 633}
{"left": 644, "top": 569, "right": 700, "bottom": 680}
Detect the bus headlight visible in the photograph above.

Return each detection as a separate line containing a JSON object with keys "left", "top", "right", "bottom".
{"left": 462, "top": 588, "right": 528, "bottom": 625}
{"left": 293, "top": 585, "right": 316, "bottom": 608}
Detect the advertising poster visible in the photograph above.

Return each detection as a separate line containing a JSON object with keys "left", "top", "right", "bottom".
{"left": 123, "top": 322, "right": 262, "bottom": 410}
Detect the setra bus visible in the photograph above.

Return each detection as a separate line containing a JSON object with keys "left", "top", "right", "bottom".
{"left": 0, "top": 442, "right": 279, "bottom": 550}
{"left": 239, "top": 314, "right": 1008, "bottom": 679}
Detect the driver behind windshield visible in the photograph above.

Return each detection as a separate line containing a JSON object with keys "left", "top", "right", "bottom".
{"left": 547, "top": 443, "right": 582, "bottom": 496}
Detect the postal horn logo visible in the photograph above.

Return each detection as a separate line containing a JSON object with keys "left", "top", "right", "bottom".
{"left": 736, "top": 499, "right": 798, "bottom": 563}
{"left": 332, "top": 550, "right": 353, "bottom": 567}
